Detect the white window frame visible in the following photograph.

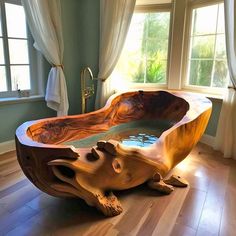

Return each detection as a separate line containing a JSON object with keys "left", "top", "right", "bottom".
{"left": 0, "top": 0, "right": 44, "bottom": 99}
{"left": 115, "top": 3, "right": 172, "bottom": 91}
{"left": 123, "top": 0, "right": 228, "bottom": 97}
{"left": 181, "top": 0, "right": 228, "bottom": 95}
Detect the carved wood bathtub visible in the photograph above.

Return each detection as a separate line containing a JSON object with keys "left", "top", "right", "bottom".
{"left": 15, "top": 90, "right": 212, "bottom": 216}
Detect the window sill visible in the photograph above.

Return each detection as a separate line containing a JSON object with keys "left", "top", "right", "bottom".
{"left": 179, "top": 88, "right": 224, "bottom": 102}
{"left": 0, "top": 95, "right": 45, "bottom": 106}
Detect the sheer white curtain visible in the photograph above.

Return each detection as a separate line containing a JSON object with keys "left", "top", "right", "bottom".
{"left": 22, "top": 0, "right": 68, "bottom": 116}
{"left": 95, "top": 0, "right": 136, "bottom": 109}
{"left": 214, "top": 0, "right": 236, "bottom": 159}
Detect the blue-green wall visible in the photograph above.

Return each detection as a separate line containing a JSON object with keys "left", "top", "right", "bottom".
{"left": 61, "top": 0, "right": 99, "bottom": 115}
{"left": 0, "top": 101, "right": 55, "bottom": 142}
{"left": 0, "top": 0, "right": 99, "bottom": 143}
{"left": 205, "top": 98, "right": 222, "bottom": 137}
{"left": 0, "top": 0, "right": 222, "bottom": 143}
{"left": 0, "top": 54, "right": 56, "bottom": 143}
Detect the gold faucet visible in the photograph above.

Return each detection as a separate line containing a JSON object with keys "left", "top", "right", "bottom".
{"left": 81, "top": 67, "right": 94, "bottom": 114}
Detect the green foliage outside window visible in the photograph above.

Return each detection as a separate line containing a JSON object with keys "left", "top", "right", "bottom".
{"left": 114, "top": 12, "right": 170, "bottom": 84}
{"left": 131, "top": 13, "right": 170, "bottom": 83}
{"left": 188, "top": 4, "right": 228, "bottom": 88}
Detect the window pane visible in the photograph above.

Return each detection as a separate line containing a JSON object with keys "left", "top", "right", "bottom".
{"left": 115, "top": 12, "right": 170, "bottom": 84}
{"left": 145, "top": 14, "right": 170, "bottom": 59}
{"left": 11, "top": 65, "right": 30, "bottom": 90}
{"left": 189, "top": 60, "right": 213, "bottom": 86}
{"left": 213, "top": 60, "right": 228, "bottom": 88}
{"left": 0, "top": 38, "right": 5, "bottom": 64}
{"left": 192, "top": 5, "right": 218, "bottom": 36}
{"left": 5, "top": 3, "right": 27, "bottom": 38}
{"left": 0, "top": 66, "right": 7, "bottom": 91}
{"left": 146, "top": 59, "right": 167, "bottom": 83}
{"left": 187, "top": 3, "right": 228, "bottom": 90}
{"left": 8, "top": 39, "right": 29, "bottom": 64}
{"left": 132, "top": 59, "right": 145, "bottom": 83}
{"left": 217, "top": 4, "right": 225, "bottom": 34}
{"left": 215, "top": 35, "right": 227, "bottom": 59}
{"left": 191, "top": 36, "right": 215, "bottom": 58}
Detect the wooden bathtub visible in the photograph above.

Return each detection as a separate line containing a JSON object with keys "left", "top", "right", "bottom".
{"left": 15, "top": 90, "right": 212, "bottom": 216}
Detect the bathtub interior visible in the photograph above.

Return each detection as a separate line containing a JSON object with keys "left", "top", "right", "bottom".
{"left": 26, "top": 91, "right": 190, "bottom": 147}
{"left": 63, "top": 119, "right": 172, "bottom": 148}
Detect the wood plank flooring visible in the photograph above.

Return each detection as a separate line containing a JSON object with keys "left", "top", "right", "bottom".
{"left": 0, "top": 143, "right": 235, "bottom": 236}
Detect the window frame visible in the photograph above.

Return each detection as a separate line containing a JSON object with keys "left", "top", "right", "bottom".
{"left": 0, "top": 0, "right": 42, "bottom": 99}
{"left": 121, "top": 0, "right": 228, "bottom": 97}
{"left": 114, "top": 3, "right": 172, "bottom": 90}
{"left": 181, "top": 0, "right": 228, "bottom": 95}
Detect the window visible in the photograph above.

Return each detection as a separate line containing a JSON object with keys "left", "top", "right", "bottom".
{"left": 0, "top": 0, "right": 36, "bottom": 98}
{"left": 113, "top": 8, "right": 171, "bottom": 88}
{"left": 113, "top": 0, "right": 228, "bottom": 96}
{"left": 185, "top": 2, "right": 228, "bottom": 90}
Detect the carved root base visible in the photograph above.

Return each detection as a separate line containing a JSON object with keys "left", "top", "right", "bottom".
{"left": 164, "top": 175, "right": 189, "bottom": 187}
{"left": 48, "top": 140, "right": 189, "bottom": 217}
{"left": 148, "top": 172, "right": 188, "bottom": 195}
{"left": 95, "top": 192, "right": 123, "bottom": 217}
{"left": 148, "top": 179, "right": 174, "bottom": 194}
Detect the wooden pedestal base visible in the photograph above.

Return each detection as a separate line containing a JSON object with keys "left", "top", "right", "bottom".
{"left": 48, "top": 139, "right": 189, "bottom": 216}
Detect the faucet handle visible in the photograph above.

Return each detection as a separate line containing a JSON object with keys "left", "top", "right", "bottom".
{"left": 84, "top": 86, "right": 94, "bottom": 99}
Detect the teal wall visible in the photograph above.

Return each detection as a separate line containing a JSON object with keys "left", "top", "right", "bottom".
{"left": 0, "top": 56, "right": 56, "bottom": 143}
{"left": 61, "top": 0, "right": 99, "bottom": 115}
{"left": 205, "top": 98, "right": 222, "bottom": 137}
{"left": 0, "top": 0, "right": 222, "bottom": 143}
{"left": 0, "top": 0, "right": 99, "bottom": 143}
{"left": 0, "top": 101, "right": 55, "bottom": 142}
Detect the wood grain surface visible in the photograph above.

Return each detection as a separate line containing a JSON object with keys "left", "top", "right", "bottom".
{"left": 15, "top": 90, "right": 212, "bottom": 216}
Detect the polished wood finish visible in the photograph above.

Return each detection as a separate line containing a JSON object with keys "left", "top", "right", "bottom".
{"left": 15, "top": 90, "right": 212, "bottom": 216}
{"left": 1, "top": 143, "right": 235, "bottom": 235}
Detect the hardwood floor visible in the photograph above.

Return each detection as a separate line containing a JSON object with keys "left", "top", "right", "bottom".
{"left": 0, "top": 143, "right": 235, "bottom": 236}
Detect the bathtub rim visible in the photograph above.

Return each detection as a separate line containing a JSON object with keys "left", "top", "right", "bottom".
{"left": 15, "top": 89, "right": 212, "bottom": 152}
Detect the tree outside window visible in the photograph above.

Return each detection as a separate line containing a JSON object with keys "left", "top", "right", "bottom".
{"left": 187, "top": 3, "right": 228, "bottom": 88}
{"left": 114, "top": 11, "right": 170, "bottom": 84}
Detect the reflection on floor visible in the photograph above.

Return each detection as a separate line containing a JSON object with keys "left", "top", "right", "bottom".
{"left": 0, "top": 143, "right": 235, "bottom": 236}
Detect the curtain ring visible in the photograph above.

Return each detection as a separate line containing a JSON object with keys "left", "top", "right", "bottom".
{"left": 228, "top": 86, "right": 236, "bottom": 91}
{"left": 52, "top": 64, "right": 64, "bottom": 70}
{"left": 96, "top": 78, "right": 106, "bottom": 82}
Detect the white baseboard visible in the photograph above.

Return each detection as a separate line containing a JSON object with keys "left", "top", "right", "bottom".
{"left": 200, "top": 134, "right": 215, "bottom": 147}
{"left": 0, "top": 140, "right": 16, "bottom": 155}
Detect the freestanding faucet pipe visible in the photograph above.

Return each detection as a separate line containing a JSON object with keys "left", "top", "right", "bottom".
{"left": 81, "top": 67, "right": 94, "bottom": 114}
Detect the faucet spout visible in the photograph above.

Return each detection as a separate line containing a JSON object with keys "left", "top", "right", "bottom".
{"left": 81, "top": 67, "right": 94, "bottom": 114}
{"left": 83, "top": 67, "right": 93, "bottom": 81}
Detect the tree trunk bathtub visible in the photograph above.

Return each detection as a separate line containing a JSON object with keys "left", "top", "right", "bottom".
{"left": 15, "top": 90, "right": 212, "bottom": 216}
